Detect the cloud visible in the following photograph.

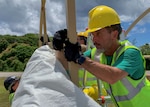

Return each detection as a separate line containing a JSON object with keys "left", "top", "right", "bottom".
{"left": 0, "top": 0, "right": 41, "bottom": 35}
{"left": 0, "top": 0, "right": 150, "bottom": 37}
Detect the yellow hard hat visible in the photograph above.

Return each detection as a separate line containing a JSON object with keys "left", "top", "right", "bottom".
{"left": 87, "top": 5, "right": 121, "bottom": 33}
{"left": 77, "top": 31, "right": 88, "bottom": 37}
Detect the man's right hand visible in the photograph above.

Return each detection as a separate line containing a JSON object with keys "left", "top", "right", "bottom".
{"left": 64, "top": 40, "right": 86, "bottom": 65}
{"left": 64, "top": 40, "right": 81, "bottom": 62}
{"left": 52, "top": 29, "right": 67, "bottom": 51}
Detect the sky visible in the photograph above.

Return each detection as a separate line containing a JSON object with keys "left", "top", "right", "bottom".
{"left": 0, "top": 0, "right": 150, "bottom": 47}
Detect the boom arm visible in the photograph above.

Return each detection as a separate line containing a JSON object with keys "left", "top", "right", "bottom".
{"left": 125, "top": 8, "right": 150, "bottom": 36}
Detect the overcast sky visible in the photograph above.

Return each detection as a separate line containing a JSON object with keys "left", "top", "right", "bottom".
{"left": 0, "top": 0, "right": 150, "bottom": 46}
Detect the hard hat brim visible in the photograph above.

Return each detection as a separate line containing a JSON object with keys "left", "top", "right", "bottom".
{"left": 85, "top": 28, "right": 102, "bottom": 33}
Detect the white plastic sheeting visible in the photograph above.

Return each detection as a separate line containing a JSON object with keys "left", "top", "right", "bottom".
{"left": 12, "top": 45, "right": 101, "bottom": 107}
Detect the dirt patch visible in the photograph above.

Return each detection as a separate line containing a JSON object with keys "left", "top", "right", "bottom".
{"left": 0, "top": 72, "right": 23, "bottom": 77}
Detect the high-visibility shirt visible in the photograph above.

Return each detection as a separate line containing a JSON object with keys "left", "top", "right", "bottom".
{"left": 9, "top": 93, "right": 14, "bottom": 105}
{"left": 91, "top": 40, "right": 150, "bottom": 107}
{"left": 79, "top": 49, "right": 97, "bottom": 87}
{"left": 80, "top": 48, "right": 107, "bottom": 102}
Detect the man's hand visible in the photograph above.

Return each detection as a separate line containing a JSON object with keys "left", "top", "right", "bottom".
{"left": 64, "top": 40, "right": 86, "bottom": 65}
{"left": 52, "top": 29, "right": 67, "bottom": 50}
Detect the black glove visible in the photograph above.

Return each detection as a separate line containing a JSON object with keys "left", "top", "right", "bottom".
{"left": 52, "top": 29, "right": 67, "bottom": 50}
{"left": 64, "top": 40, "right": 86, "bottom": 65}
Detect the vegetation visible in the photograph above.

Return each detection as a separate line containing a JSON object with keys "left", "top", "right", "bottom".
{"left": 0, "top": 34, "right": 52, "bottom": 72}
{"left": 0, "top": 77, "right": 9, "bottom": 107}
{"left": 0, "top": 34, "right": 150, "bottom": 71}
{"left": 140, "top": 43, "right": 150, "bottom": 55}
{"left": 140, "top": 44, "right": 150, "bottom": 70}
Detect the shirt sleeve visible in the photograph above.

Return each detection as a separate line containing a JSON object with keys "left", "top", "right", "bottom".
{"left": 115, "top": 48, "right": 144, "bottom": 79}
{"left": 83, "top": 49, "right": 92, "bottom": 57}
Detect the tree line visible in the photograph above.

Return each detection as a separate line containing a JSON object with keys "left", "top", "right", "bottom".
{"left": 0, "top": 34, "right": 150, "bottom": 72}
{"left": 0, "top": 33, "right": 42, "bottom": 72}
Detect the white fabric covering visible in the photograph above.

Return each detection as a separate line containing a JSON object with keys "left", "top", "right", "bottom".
{"left": 12, "top": 45, "right": 101, "bottom": 107}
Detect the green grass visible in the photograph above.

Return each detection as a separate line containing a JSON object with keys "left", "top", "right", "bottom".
{"left": 0, "top": 77, "right": 10, "bottom": 107}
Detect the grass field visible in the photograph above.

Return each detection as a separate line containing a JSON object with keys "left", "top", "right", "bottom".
{"left": 0, "top": 77, "right": 10, "bottom": 107}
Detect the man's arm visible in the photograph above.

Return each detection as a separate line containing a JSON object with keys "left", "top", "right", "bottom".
{"left": 64, "top": 41, "right": 128, "bottom": 84}
{"left": 81, "top": 57, "right": 128, "bottom": 84}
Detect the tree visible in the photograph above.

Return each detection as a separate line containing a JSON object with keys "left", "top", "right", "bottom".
{"left": 140, "top": 44, "right": 150, "bottom": 70}
{"left": 0, "top": 34, "right": 39, "bottom": 71}
{"left": 11, "top": 59, "right": 25, "bottom": 71}
{"left": 15, "top": 44, "right": 37, "bottom": 62}
{"left": 0, "top": 38, "right": 9, "bottom": 53}
{"left": 140, "top": 43, "right": 150, "bottom": 55}
{"left": 0, "top": 60, "right": 8, "bottom": 71}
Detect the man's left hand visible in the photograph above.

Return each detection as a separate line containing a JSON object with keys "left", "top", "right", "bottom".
{"left": 52, "top": 29, "right": 67, "bottom": 51}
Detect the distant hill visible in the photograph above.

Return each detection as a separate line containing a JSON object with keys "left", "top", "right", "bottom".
{"left": 0, "top": 33, "right": 52, "bottom": 72}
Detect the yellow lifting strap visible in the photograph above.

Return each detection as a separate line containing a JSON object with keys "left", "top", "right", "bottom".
{"left": 39, "top": 0, "right": 48, "bottom": 47}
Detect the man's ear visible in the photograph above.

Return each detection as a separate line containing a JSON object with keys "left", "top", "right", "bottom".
{"left": 112, "top": 30, "right": 119, "bottom": 39}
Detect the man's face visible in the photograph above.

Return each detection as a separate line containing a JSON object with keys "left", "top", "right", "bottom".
{"left": 12, "top": 80, "right": 19, "bottom": 91}
{"left": 91, "top": 28, "right": 114, "bottom": 53}
{"left": 77, "top": 36, "right": 86, "bottom": 45}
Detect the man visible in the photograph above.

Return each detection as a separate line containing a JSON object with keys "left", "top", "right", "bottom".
{"left": 77, "top": 31, "right": 96, "bottom": 86}
{"left": 77, "top": 31, "right": 88, "bottom": 45}
{"left": 77, "top": 31, "right": 101, "bottom": 101}
{"left": 4, "top": 76, "right": 20, "bottom": 105}
{"left": 52, "top": 5, "right": 150, "bottom": 107}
